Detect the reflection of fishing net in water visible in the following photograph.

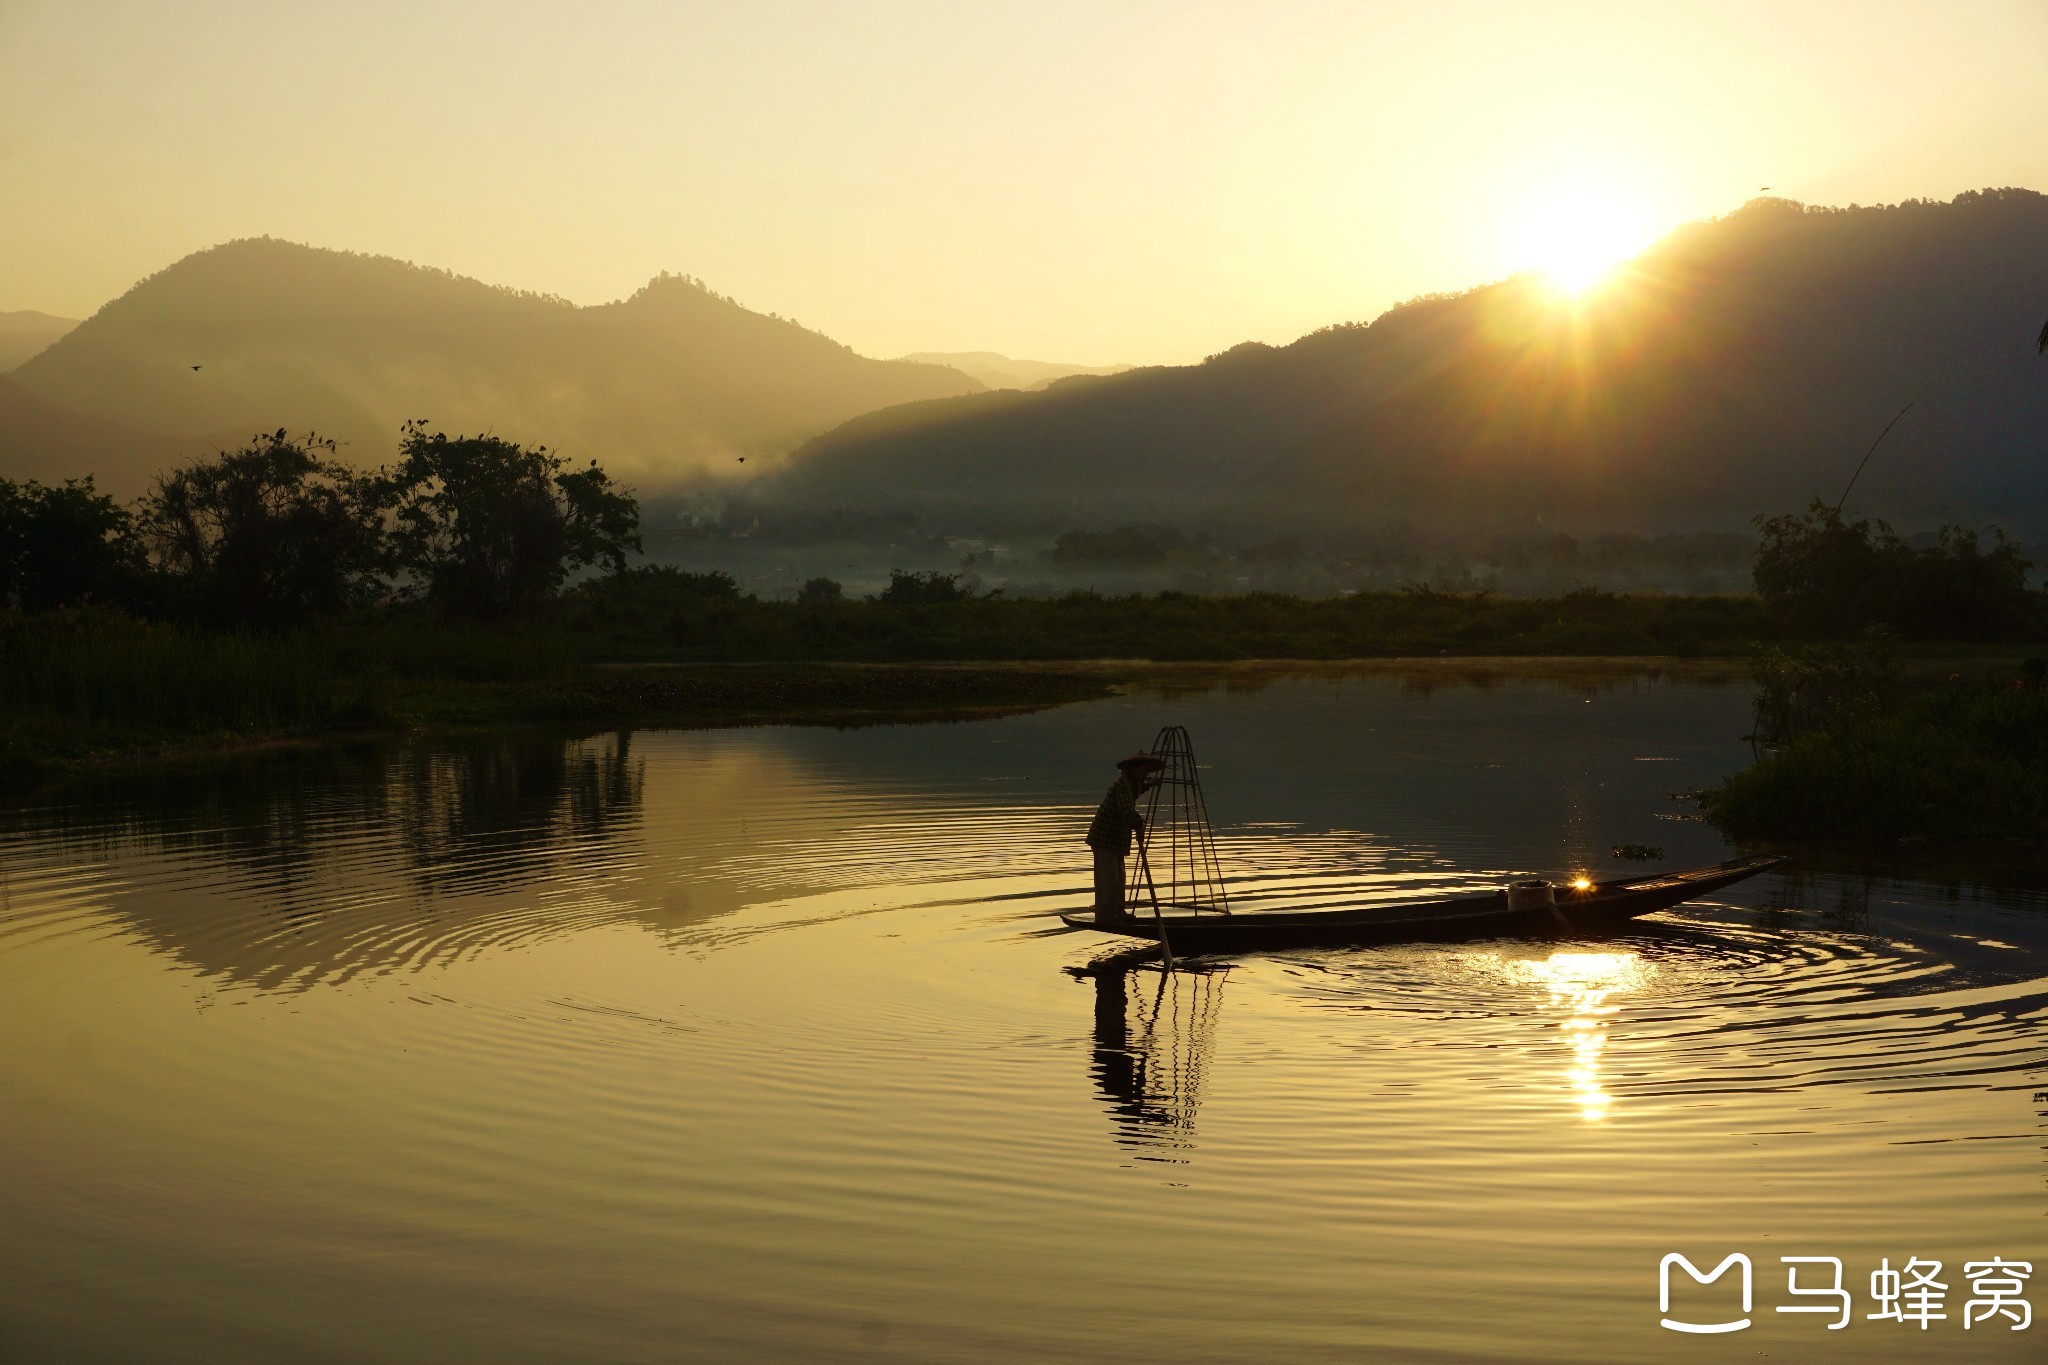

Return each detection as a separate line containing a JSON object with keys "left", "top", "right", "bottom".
{"left": 1125, "top": 725, "right": 1232, "bottom": 918}
{"left": 1089, "top": 961, "right": 1230, "bottom": 1152}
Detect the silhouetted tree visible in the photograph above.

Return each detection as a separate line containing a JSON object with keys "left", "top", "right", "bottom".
{"left": 137, "top": 431, "right": 393, "bottom": 629}
{"left": 388, "top": 422, "right": 640, "bottom": 620}
{"left": 1754, "top": 500, "right": 2035, "bottom": 639}
{"left": 878, "top": 570, "right": 968, "bottom": 604}
{"left": 797, "top": 576, "right": 843, "bottom": 604}
{"left": 0, "top": 476, "right": 146, "bottom": 612}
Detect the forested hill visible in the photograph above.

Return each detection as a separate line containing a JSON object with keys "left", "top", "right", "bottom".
{"left": 3, "top": 239, "right": 983, "bottom": 495}
{"left": 766, "top": 190, "right": 2048, "bottom": 534}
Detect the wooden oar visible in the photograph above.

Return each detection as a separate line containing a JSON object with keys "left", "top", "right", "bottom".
{"left": 1134, "top": 832, "right": 1174, "bottom": 968}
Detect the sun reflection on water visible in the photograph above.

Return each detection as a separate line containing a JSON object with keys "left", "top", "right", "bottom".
{"left": 1500, "top": 950, "right": 1655, "bottom": 1123}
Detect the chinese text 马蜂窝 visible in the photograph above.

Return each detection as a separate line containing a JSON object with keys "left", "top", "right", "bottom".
{"left": 1659, "top": 1253, "right": 2031, "bottom": 1334}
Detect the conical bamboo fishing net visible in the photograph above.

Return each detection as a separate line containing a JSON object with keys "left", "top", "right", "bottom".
{"left": 1124, "top": 724, "right": 1232, "bottom": 916}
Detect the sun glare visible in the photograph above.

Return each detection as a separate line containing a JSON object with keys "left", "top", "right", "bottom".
{"left": 1506, "top": 950, "right": 1654, "bottom": 1123}
{"left": 1514, "top": 189, "right": 1654, "bottom": 295}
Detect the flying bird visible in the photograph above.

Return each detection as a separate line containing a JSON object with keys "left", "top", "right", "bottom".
{"left": 190, "top": 364, "right": 203, "bottom": 370}
{"left": 736, "top": 457, "right": 745, "bottom": 463}
{"left": 1759, "top": 186, "right": 1771, "bottom": 192}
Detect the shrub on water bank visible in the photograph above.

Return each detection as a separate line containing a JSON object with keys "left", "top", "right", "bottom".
{"left": 1700, "top": 674, "right": 2048, "bottom": 844}
{"left": 1744, "top": 630, "right": 1900, "bottom": 746}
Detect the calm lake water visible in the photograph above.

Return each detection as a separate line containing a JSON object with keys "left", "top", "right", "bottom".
{"left": 1, "top": 664, "right": 2042, "bottom": 1363}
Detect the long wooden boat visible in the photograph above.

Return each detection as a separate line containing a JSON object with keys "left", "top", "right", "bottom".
{"left": 1060, "top": 854, "right": 1787, "bottom": 954}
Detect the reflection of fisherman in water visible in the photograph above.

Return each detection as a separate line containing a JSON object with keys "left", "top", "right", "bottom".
{"left": 1070, "top": 951, "right": 1229, "bottom": 1153}
{"left": 1086, "top": 752, "right": 1165, "bottom": 924}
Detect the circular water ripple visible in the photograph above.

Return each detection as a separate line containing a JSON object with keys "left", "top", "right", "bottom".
{"left": 4, "top": 731, "right": 2044, "bottom": 1148}
{"left": 3, "top": 718, "right": 2046, "bottom": 1364}
{"left": 1256, "top": 888, "right": 2048, "bottom": 1119}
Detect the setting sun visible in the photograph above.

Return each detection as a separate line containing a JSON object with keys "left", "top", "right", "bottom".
{"left": 1514, "top": 188, "right": 1655, "bottom": 294}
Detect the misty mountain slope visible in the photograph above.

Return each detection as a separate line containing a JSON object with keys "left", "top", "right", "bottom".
{"left": 897, "top": 352, "right": 1132, "bottom": 390}
{"left": 770, "top": 191, "right": 2048, "bottom": 533}
{"left": 7, "top": 239, "right": 983, "bottom": 492}
{"left": 0, "top": 376, "right": 215, "bottom": 493}
{"left": 0, "top": 310, "right": 80, "bottom": 372}
{"left": 775, "top": 297, "right": 1486, "bottom": 522}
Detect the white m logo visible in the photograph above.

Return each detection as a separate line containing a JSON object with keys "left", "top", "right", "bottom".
{"left": 1660, "top": 1253, "right": 1753, "bottom": 1334}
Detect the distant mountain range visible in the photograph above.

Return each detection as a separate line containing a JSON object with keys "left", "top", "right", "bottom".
{"left": 8, "top": 193, "right": 2045, "bottom": 537}
{"left": 897, "top": 352, "right": 1131, "bottom": 391}
{"left": 766, "top": 190, "right": 2048, "bottom": 535}
{"left": 2, "top": 240, "right": 983, "bottom": 494}
{"left": 0, "top": 310, "right": 78, "bottom": 372}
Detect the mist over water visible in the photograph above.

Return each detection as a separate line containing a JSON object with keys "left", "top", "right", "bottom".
{"left": 1, "top": 666, "right": 2042, "bottom": 1361}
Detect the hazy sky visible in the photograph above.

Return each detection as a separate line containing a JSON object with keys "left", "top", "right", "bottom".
{"left": 4, "top": 0, "right": 2044, "bottom": 364}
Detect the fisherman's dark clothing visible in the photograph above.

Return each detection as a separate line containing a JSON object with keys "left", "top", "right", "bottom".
{"left": 1087, "top": 775, "right": 1146, "bottom": 918}
{"left": 1086, "top": 776, "right": 1144, "bottom": 855}
{"left": 1092, "top": 847, "right": 1127, "bottom": 917}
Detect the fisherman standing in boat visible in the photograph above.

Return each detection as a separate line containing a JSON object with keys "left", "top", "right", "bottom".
{"left": 1087, "top": 752, "right": 1165, "bottom": 923}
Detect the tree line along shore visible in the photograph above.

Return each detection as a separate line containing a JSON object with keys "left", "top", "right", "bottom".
{"left": 3, "top": 430, "right": 2046, "bottom": 852}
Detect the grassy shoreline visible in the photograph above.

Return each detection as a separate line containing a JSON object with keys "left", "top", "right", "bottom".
{"left": 0, "top": 656, "right": 1124, "bottom": 775}
{"left": 5, "top": 590, "right": 2042, "bottom": 777}
{"left": 18, "top": 651, "right": 2038, "bottom": 778}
